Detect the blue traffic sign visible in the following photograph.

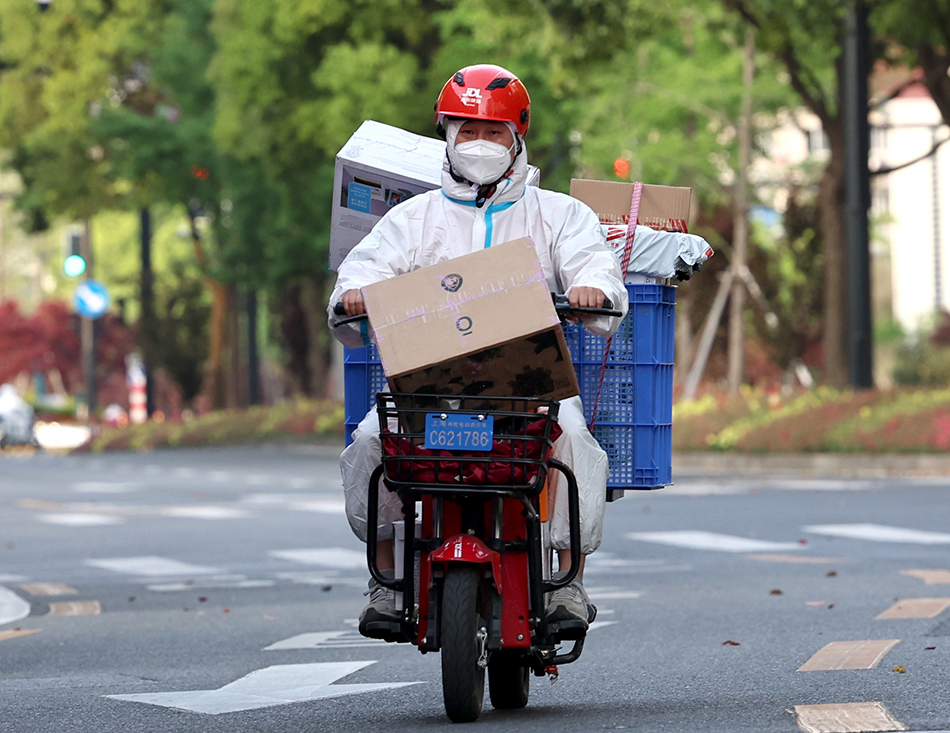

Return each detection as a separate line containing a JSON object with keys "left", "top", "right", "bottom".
{"left": 73, "top": 279, "right": 110, "bottom": 319}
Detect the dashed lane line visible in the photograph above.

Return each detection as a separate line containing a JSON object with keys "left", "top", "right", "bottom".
{"left": 875, "top": 598, "right": 950, "bottom": 620}
{"left": 264, "top": 631, "right": 390, "bottom": 651}
{"left": 745, "top": 553, "right": 850, "bottom": 564}
{"left": 797, "top": 640, "right": 900, "bottom": 672}
{"left": 627, "top": 530, "right": 802, "bottom": 553}
{"left": 18, "top": 583, "right": 77, "bottom": 596}
{"left": 804, "top": 524, "right": 950, "bottom": 545}
{"left": 47, "top": 601, "right": 101, "bottom": 617}
{"left": 269, "top": 548, "right": 367, "bottom": 569}
{"left": 86, "top": 556, "right": 223, "bottom": 577}
{"left": 0, "top": 629, "right": 40, "bottom": 643}
{"left": 794, "top": 702, "right": 908, "bottom": 733}
{"left": 38, "top": 513, "right": 124, "bottom": 526}
{"left": 901, "top": 569, "right": 950, "bottom": 584}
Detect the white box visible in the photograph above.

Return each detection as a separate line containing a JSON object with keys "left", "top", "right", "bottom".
{"left": 330, "top": 120, "right": 540, "bottom": 270}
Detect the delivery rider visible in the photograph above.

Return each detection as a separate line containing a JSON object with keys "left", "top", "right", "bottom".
{"left": 328, "top": 64, "right": 628, "bottom": 638}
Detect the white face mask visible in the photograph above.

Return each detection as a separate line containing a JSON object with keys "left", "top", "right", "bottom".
{"left": 449, "top": 139, "right": 516, "bottom": 185}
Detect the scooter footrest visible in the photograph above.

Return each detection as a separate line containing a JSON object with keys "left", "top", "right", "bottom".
{"left": 359, "top": 621, "right": 408, "bottom": 643}
{"left": 546, "top": 619, "right": 588, "bottom": 641}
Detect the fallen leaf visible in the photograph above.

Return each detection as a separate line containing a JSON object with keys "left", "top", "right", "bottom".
{"left": 892, "top": 665, "right": 906, "bottom": 673}
{"left": 797, "top": 539, "right": 808, "bottom": 545}
{"left": 770, "top": 589, "right": 783, "bottom": 595}
{"left": 825, "top": 571, "right": 837, "bottom": 577}
{"left": 128, "top": 596, "right": 136, "bottom": 602}
{"left": 321, "top": 585, "right": 333, "bottom": 592}
{"left": 263, "top": 615, "right": 277, "bottom": 621}
{"left": 183, "top": 607, "right": 193, "bottom": 612}
{"left": 198, "top": 597, "right": 207, "bottom": 603}
{"left": 925, "top": 646, "right": 936, "bottom": 651}
{"left": 827, "top": 604, "right": 835, "bottom": 609}
{"left": 222, "top": 608, "right": 230, "bottom": 613}
{"left": 722, "top": 640, "right": 740, "bottom": 646}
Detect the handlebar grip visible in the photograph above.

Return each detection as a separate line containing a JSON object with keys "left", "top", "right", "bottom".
{"left": 333, "top": 302, "right": 347, "bottom": 316}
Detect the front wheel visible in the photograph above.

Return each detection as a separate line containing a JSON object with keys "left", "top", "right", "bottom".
{"left": 488, "top": 650, "right": 529, "bottom": 709}
{"left": 440, "top": 566, "right": 486, "bottom": 723}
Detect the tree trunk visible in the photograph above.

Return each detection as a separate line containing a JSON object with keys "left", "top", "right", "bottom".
{"left": 300, "top": 275, "right": 331, "bottom": 398}
{"left": 818, "top": 119, "right": 849, "bottom": 387}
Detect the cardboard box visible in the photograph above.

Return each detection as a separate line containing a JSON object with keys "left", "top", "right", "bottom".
{"left": 331, "top": 120, "right": 541, "bottom": 270}
{"left": 361, "top": 238, "right": 579, "bottom": 402}
{"left": 569, "top": 179, "right": 691, "bottom": 232}
{"left": 330, "top": 121, "right": 446, "bottom": 271}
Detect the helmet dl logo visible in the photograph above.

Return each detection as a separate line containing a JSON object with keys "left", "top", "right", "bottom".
{"left": 460, "top": 88, "right": 482, "bottom": 107}
{"left": 441, "top": 274, "right": 463, "bottom": 292}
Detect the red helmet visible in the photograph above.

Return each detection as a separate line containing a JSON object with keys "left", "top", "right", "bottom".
{"left": 435, "top": 64, "right": 531, "bottom": 137}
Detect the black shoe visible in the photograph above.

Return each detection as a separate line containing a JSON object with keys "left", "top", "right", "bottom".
{"left": 544, "top": 576, "right": 591, "bottom": 640}
{"left": 358, "top": 575, "right": 403, "bottom": 641}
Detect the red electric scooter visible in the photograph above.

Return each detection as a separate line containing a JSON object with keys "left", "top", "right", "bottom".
{"left": 335, "top": 297, "right": 620, "bottom": 723}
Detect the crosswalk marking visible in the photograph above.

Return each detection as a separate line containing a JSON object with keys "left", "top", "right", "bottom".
{"left": 106, "top": 661, "right": 422, "bottom": 714}
{"left": 901, "top": 569, "right": 950, "bottom": 584}
{"left": 804, "top": 524, "right": 950, "bottom": 545}
{"left": 875, "top": 598, "right": 950, "bottom": 619}
{"left": 160, "top": 506, "right": 250, "bottom": 519}
{"left": 798, "top": 640, "right": 900, "bottom": 671}
{"left": 794, "top": 702, "right": 907, "bottom": 732}
{"left": 270, "top": 548, "right": 366, "bottom": 569}
{"left": 586, "top": 587, "right": 642, "bottom": 601}
{"left": 86, "top": 556, "right": 223, "bottom": 577}
{"left": 147, "top": 579, "right": 275, "bottom": 592}
{"left": 627, "top": 531, "right": 802, "bottom": 553}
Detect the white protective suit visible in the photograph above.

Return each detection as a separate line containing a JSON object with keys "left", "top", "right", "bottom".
{"left": 328, "top": 131, "right": 628, "bottom": 555}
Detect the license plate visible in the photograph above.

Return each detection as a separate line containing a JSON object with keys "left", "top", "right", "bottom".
{"left": 424, "top": 413, "right": 494, "bottom": 451}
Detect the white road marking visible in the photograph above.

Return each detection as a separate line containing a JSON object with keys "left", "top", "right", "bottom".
{"left": 588, "top": 620, "right": 617, "bottom": 632}
{"left": 0, "top": 574, "right": 28, "bottom": 583}
{"left": 70, "top": 482, "right": 139, "bottom": 494}
{"left": 264, "top": 631, "right": 389, "bottom": 650}
{"left": 288, "top": 500, "right": 346, "bottom": 514}
{"left": 86, "top": 556, "right": 223, "bottom": 577}
{"left": 0, "top": 586, "right": 30, "bottom": 625}
{"left": 160, "top": 506, "right": 250, "bottom": 520}
{"left": 106, "top": 661, "right": 421, "bottom": 714}
{"left": 148, "top": 579, "right": 275, "bottom": 592}
{"left": 275, "top": 572, "right": 367, "bottom": 588}
{"left": 627, "top": 531, "right": 802, "bottom": 553}
{"left": 804, "top": 524, "right": 950, "bottom": 545}
{"left": 794, "top": 702, "right": 908, "bottom": 732}
{"left": 38, "top": 513, "right": 124, "bottom": 526}
{"left": 586, "top": 587, "right": 642, "bottom": 601}
{"left": 270, "top": 548, "right": 366, "bottom": 569}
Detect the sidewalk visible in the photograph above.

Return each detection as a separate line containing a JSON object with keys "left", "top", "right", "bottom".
{"left": 673, "top": 451, "right": 950, "bottom": 479}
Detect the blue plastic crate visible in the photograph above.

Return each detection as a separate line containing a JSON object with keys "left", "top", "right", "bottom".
{"left": 343, "top": 283, "right": 675, "bottom": 490}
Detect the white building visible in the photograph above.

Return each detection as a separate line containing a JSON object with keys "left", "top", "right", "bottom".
{"left": 760, "top": 74, "right": 950, "bottom": 335}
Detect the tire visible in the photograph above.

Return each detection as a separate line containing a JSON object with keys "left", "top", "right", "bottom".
{"left": 488, "top": 650, "right": 530, "bottom": 710}
{"left": 440, "top": 566, "right": 486, "bottom": 723}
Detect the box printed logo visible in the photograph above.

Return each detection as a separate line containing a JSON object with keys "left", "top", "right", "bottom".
{"left": 441, "top": 274, "right": 463, "bottom": 292}
{"left": 460, "top": 88, "right": 483, "bottom": 107}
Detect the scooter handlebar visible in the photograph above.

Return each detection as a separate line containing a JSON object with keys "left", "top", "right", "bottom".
{"left": 331, "top": 294, "right": 623, "bottom": 328}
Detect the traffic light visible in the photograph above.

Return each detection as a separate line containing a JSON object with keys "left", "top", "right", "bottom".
{"left": 63, "top": 232, "right": 86, "bottom": 277}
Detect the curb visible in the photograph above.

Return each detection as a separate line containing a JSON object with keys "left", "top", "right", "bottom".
{"left": 673, "top": 452, "right": 950, "bottom": 479}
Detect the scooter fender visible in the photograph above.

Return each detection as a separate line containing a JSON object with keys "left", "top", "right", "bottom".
{"left": 429, "top": 534, "right": 503, "bottom": 594}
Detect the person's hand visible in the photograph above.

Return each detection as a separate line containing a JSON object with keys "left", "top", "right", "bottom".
{"left": 342, "top": 289, "right": 366, "bottom": 316}
{"left": 568, "top": 286, "right": 606, "bottom": 309}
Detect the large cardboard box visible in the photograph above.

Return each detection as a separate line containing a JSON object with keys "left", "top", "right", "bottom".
{"left": 569, "top": 179, "right": 691, "bottom": 232}
{"left": 361, "top": 238, "right": 579, "bottom": 401}
{"left": 331, "top": 120, "right": 542, "bottom": 270}
{"left": 330, "top": 121, "right": 446, "bottom": 271}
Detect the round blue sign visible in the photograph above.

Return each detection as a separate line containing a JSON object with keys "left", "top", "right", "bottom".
{"left": 73, "top": 279, "right": 111, "bottom": 319}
